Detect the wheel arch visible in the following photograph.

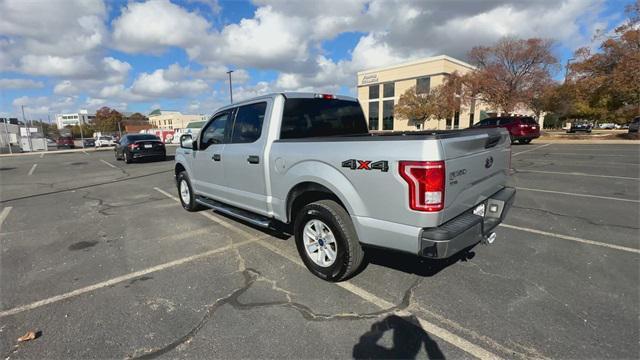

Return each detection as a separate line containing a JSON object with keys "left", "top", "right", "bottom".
{"left": 285, "top": 182, "right": 348, "bottom": 225}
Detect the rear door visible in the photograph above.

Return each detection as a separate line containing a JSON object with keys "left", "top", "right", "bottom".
{"left": 221, "top": 100, "right": 270, "bottom": 215}
{"left": 192, "top": 111, "right": 232, "bottom": 199}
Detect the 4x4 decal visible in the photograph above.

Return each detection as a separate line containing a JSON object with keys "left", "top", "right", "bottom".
{"left": 341, "top": 159, "right": 389, "bottom": 172}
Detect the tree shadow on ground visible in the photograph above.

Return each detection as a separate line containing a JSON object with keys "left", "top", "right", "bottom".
{"left": 353, "top": 314, "right": 445, "bottom": 359}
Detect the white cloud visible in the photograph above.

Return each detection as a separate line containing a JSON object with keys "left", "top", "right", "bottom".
{"left": 0, "top": 78, "right": 44, "bottom": 89}
{"left": 112, "top": 0, "right": 211, "bottom": 54}
{"left": 131, "top": 68, "right": 209, "bottom": 98}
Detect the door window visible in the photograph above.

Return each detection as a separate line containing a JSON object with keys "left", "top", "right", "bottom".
{"left": 200, "top": 113, "right": 229, "bottom": 150}
{"left": 230, "top": 102, "right": 267, "bottom": 144}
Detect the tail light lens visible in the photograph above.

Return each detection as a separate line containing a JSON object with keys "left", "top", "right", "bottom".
{"left": 399, "top": 161, "right": 445, "bottom": 212}
{"left": 128, "top": 143, "right": 138, "bottom": 150}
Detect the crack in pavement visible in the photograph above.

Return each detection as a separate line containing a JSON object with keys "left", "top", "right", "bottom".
{"left": 512, "top": 205, "right": 640, "bottom": 230}
{"left": 80, "top": 191, "right": 167, "bottom": 216}
{"left": 0, "top": 170, "right": 172, "bottom": 204}
{"left": 463, "top": 262, "right": 596, "bottom": 333}
{"left": 130, "top": 268, "right": 423, "bottom": 359}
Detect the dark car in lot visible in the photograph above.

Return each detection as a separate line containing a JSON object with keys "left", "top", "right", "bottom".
{"left": 629, "top": 117, "right": 639, "bottom": 133}
{"left": 56, "top": 136, "right": 75, "bottom": 149}
{"left": 567, "top": 121, "right": 593, "bottom": 133}
{"left": 472, "top": 116, "right": 540, "bottom": 144}
{"left": 114, "top": 134, "right": 166, "bottom": 163}
{"left": 83, "top": 138, "right": 96, "bottom": 147}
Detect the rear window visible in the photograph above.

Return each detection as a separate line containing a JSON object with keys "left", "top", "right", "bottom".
{"left": 128, "top": 134, "right": 160, "bottom": 141}
{"left": 520, "top": 117, "right": 537, "bottom": 125}
{"left": 280, "top": 98, "right": 368, "bottom": 139}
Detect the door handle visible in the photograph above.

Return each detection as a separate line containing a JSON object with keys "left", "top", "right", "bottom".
{"left": 212, "top": 154, "right": 221, "bottom": 161}
{"left": 247, "top": 155, "right": 260, "bottom": 164}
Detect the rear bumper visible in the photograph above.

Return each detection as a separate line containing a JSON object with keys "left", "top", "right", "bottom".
{"left": 131, "top": 150, "right": 165, "bottom": 158}
{"left": 419, "top": 187, "right": 516, "bottom": 259}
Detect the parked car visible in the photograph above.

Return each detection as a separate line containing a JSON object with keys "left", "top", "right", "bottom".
{"left": 174, "top": 92, "right": 515, "bottom": 281}
{"left": 95, "top": 135, "right": 115, "bottom": 147}
{"left": 567, "top": 121, "right": 592, "bottom": 133}
{"left": 471, "top": 116, "right": 540, "bottom": 144}
{"left": 56, "top": 136, "right": 75, "bottom": 149}
{"left": 629, "top": 117, "right": 639, "bottom": 133}
{"left": 83, "top": 138, "right": 96, "bottom": 147}
{"left": 115, "top": 134, "right": 166, "bottom": 163}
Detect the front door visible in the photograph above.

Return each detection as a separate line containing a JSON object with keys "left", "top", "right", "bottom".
{"left": 222, "top": 101, "right": 270, "bottom": 215}
{"left": 192, "top": 111, "right": 231, "bottom": 200}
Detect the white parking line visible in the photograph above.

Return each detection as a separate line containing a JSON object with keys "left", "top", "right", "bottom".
{"left": 0, "top": 207, "right": 13, "bottom": 232}
{"left": 82, "top": 150, "right": 89, "bottom": 155}
{"left": 540, "top": 152, "right": 627, "bottom": 157}
{"left": 154, "top": 187, "right": 504, "bottom": 360}
{"left": 39, "top": 152, "right": 44, "bottom": 158}
{"left": 27, "top": 164, "right": 37, "bottom": 176}
{"left": 512, "top": 143, "right": 551, "bottom": 157}
{"left": 0, "top": 235, "right": 261, "bottom": 319}
{"left": 500, "top": 224, "right": 640, "bottom": 254}
{"left": 99, "top": 159, "right": 118, "bottom": 169}
{"left": 516, "top": 187, "right": 639, "bottom": 203}
{"left": 515, "top": 169, "right": 639, "bottom": 181}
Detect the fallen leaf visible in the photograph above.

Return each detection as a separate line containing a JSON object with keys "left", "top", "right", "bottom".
{"left": 17, "top": 331, "right": 37, "bottom": 342}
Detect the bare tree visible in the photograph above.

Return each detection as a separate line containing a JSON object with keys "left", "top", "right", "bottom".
{"left": 467, "top": 37, "right": 558, "bottom": 114}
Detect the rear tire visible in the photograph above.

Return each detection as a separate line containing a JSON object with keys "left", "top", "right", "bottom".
{"left": 177, "top": 171, "right": 203, "bottom": 212}
{"left": 124, "top": 151, "right": 132, "bottom": 164}
{"left": 294, "top": 199, "right": 364, "bottom": 282}
{"left": 520, "top": 139, "right": 532, "bottom": 144}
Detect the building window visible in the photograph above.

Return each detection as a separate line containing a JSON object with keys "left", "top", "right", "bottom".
{"left": 368, "top": 101, "right": 379, "bottom": 131}
{"left": 383, "top": 83, "right": 394, "bottom": 98}
{"left": 382, "top": 100, "right": 394, "bottom": 130}
{"left": 369, "top": 85, "right": 379, "bottom": 100}
{"left": 453, "top": 111, "right": 460, "bottom": 129}
{"left": 416, "top": 77, "right": 430, "bottom": 94}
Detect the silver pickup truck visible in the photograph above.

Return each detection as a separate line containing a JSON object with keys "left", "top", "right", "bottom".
{"left": 175, "top": 93, "right": 515, "bottom": 281}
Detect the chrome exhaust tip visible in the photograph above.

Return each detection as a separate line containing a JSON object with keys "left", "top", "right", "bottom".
{"left": 485, "top": 232, "right": 497, "bottom": 244}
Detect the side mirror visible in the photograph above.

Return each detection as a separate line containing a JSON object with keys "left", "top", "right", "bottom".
{"left": 180, "top": 134, "right": 193, "bottom": 150}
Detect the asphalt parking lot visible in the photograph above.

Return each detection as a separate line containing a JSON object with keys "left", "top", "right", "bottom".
{"left": 1, "top": 143, "right": 638, "bottom": 359}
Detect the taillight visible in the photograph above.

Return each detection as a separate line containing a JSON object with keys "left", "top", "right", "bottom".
{"left": 399, "top": 161, "right": 445, "bottom": 212}
{"left": 519, "top": 124, "right": 527, "bottom": 128}
{"left": 314, "top": 93, "right": 335, "bottom": 99}
{"left": 128, "top": 143, "right": 138, "bottom": 150}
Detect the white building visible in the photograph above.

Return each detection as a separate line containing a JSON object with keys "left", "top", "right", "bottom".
{"left": 148, "top": 109, "right": 206, "bottom": 130}
{"left": 55, "top": 112, "right": 96, "bottom": 129}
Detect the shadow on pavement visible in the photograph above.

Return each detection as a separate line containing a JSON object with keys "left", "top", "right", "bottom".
{"left": 353, "top": 314, "right": 445, "bottom": 359}
{"left": 362, "top": 245, "right": 477, "bottom": 277}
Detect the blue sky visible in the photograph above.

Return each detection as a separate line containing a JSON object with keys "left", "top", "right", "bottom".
{"left": 0, "top": 0, "right": 631, "bottom": 121}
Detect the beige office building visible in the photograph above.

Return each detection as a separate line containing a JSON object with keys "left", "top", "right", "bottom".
{"left": 357, "top": 55, "right": 481, "bottom": 131}
{"left": 148, "top": 109, "right": 206, "bottom": 130}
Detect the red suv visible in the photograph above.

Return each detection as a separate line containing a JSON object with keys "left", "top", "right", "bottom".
{"left": 56, "top": 136, "right": 75, "bottom": 149}
{"left": 472, "top": 116, "right": 540, "bottom": 144}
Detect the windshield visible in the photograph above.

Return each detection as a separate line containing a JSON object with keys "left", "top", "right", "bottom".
{"left": 280, "top": 98, "right": 368, "bottom": 139}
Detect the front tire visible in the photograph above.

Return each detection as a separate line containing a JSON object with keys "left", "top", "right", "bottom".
{"left": 294, "top": 199, "right": 364, "bottom": 281}
{"left": 177, "top": 171, "right": 203, "bottom": 212}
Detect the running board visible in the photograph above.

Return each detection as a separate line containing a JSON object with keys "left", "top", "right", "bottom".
{"left": 195, "top": 196, "right": 271, "bottom": 228}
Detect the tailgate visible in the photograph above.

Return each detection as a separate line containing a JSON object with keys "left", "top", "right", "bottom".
{"left": 440, "top": 128, "right": 511, "bottom": 223}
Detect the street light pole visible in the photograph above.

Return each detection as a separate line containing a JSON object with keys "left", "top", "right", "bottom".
{"left": 227, "top": 70, "right": 234, "bottom": 104}
{"left": 564, "top": 57, "right": 575, "bottom": 83}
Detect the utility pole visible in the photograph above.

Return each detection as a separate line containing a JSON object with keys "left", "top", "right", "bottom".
{"left": 21, "top": 105, "right": 33, "bottom": 152}
{"left": 227, "top": 70, "right": 234, "bottom": 104}
{"left": 3, "top": 119, "right": 12, "bottom": 154}
{"left": 564, "top": 58, "right": 575, "bottom": 83}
